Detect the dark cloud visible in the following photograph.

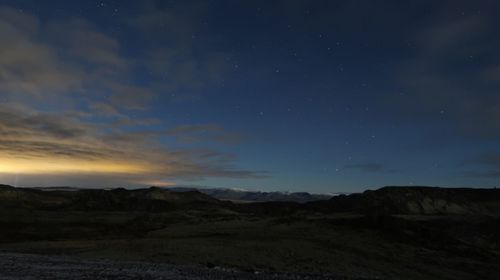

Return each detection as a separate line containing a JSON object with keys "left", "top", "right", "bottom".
{"left": 107, "top": 84, "right": 155, "bottom": 110}
{"left": 89, "top": 102, "right": 161, "bottom": 127}
{"left": 5, "top": 0, "right": 241, "bottom": 110}
{"left": 0, "top": 7, "right": 84, "bottom": 99}
{"left": 461, "top": 170, "right": 500, "bottom": 179}
{"left": 145, "top": 48, "right": 229, "bottom": 93}
{"left": 46, "top": 18, "right": 128, "bottom": 69}
{"left": 166, "top": 124, "right": 242, "bottom": 145}
{"left": 388, "top": 11, "right": 500, "bottom": 140}
{"left": 460, "top": 152, "right": 500, "bottom": 179}
{"left": 128, "top": 0, "right": 205, "bottom": 44}
{"left": 343, "top": 163, "right": 400, "bottom": 173}
{"left": 0, "top": 105, "right": 91, "bottom": 139}
{"left": 90, "top": 102, "right": 123, "bottom": 118}
{"left": 463, "top": 152, "right": 500, "bottom": 168}
{"left": 0, "top": 3, "right": 231, "bottom": 111}
{"left": 128, "top": 1, "right": 231, "bottom": 98}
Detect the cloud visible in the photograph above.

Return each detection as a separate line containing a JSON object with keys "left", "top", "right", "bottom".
{"left": 128, "top": 0, "right": 204, "bottom": 44}
{"left": 0, "top": 4, "right": 253, "bottom": 187}
{"left": 90, "top": 102, "right": 123, "bottom": 118}
{"left": 414, "top": 16, "right": 483, "bottom": 55}
{"left": 461, "top": 170, "right": 500, "bottom": 179}
{"left": 0, "top": 6, "right": 38, "bottom": 34}
{"left": 0, "top": 105, "right": 259, "bottom": 187}
{"left": 391, "top": 13, "right": 500, "bottom": 139}
{"left": 128, "top": 1, "right": 231, "bottom": 97}
{"left": 483, "top": 65, "right": 500, "bottom": 82}
{"left": 0, "top": 4, "right": 232, "bottom": 109}
{"left": 0, "top": 6, "right": 150, "bottom": 111}
{"left": 46, "top": 19, "right": 128, "bottom": 69}
{"left": 107, "top": 84, "right": 155, "bottom": 110}
{"left": 0, "top": 104, "right": 92, "bottom": 139}
{"left": 343, "top": 163, "right": 400, "bottom": 173}
{"left": 460, "top": 152, "right": 500, "bottom": 179}
{"left": 145, "top": 48, "right": 229, "bottom": 92}
{"left": 89, "top": 102, "right": 161, "bottom": 127}
{"left": 0, "top": 7, "right": 84, "bottom": 99}
{"left": 463, "top": 152, "right": 500, "bottom": 168}
{"left": 166, "top": 124, "right": 242, "bottom": 145}
{"left": 343, "top": 163, "right": 384, "bottom": 172}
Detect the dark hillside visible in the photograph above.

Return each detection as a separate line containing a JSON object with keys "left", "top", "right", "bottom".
{"left": 0, "top": 186, "right": 224, "bottom": 212}
{"left": 305, "top": 186, "right": 500, "bottom": 215}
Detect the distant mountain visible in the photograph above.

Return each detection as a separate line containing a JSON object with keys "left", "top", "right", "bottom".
{"left": 306, "top": 186, "right": 500, "bottom": 215}
{"left": 3, "top": 184, "right": 499, "bottom": 216}
{"left": 36, "top": 186, "right": 82, "bottom": 192}
{"left": 166, "top": 186, "right": 338, "bottom": 203}
{"left": 0, "top": 185, "right": 222, "bottom": 212}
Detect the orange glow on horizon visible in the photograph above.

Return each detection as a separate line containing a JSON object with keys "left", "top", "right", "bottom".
{"left": 140, "top": 180, "right": 177, "bottom": 187}
{"left": 0, "top": 158, "right": 152, "bottom": 175}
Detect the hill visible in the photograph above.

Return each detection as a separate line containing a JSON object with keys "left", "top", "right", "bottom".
{"left": 0, "top": 185, "right": 223, "bottom": 212}
{"left": 305, "top": 186, "right": 500, "bottom": 215}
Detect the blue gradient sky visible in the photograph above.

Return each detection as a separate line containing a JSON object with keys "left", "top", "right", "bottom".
{"left": 0, "top": 0, "right": 499, "bottom": 192}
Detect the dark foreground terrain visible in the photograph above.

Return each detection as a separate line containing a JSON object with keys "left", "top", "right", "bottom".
{"left": 0, "top": 252, "right": 359, "bottom": 280}
{"left": 0, "top": 185, "right": 499, "bottom": 280}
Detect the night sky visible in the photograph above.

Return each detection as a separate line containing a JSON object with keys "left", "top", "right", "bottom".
{"left": 1, "top": 0, "right": 499, "bottom": 192}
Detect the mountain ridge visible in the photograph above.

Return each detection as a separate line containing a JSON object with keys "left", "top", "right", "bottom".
{"left": 166, "top": 186, "right": 339, "bottom": 203}
{"left": 2, "top": 184, "right": 499, "bottom": 215}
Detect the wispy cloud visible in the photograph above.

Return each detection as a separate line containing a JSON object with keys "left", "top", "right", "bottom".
{"left": 0, "top": 5, "right": 255, "bottom": 187}
{"left": 0, "top": 7, "right": 84, "bottom": 100}
{"left": 463, "top": 152, "right": 500, "bottom": 168}
{"left": 461, "top": 152, "right": 500, "bottom": 179}
{"left": 461, "top": 170, "right": 500, "bottom": 179}
{"left": 0, "top": 105, "right": 259, "bottom": 186}
{"left": 166, "top": 124, "right": 242, "bottom": 145}
{"left": 343, "top": 163, "right": 400, "bottom": 173}
{"left": 0, "top": 4, "right": 229, "bottom": 109}
{"left": 391, "top": 14, "right": 500, "bottom": 139}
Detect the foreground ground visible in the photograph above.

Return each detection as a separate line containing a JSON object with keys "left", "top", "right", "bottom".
{"left": 0, "top": 252, "right": 359, "bottom": 280}
{"left": 1, "top": 211, "right": 499, "bottom": 280}
{"left": 0, "top": 186, "right": 499, "bottom": 279}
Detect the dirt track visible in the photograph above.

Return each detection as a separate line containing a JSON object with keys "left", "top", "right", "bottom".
{"left": 0, "top": 252, "right": 363, "bottom": 280}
